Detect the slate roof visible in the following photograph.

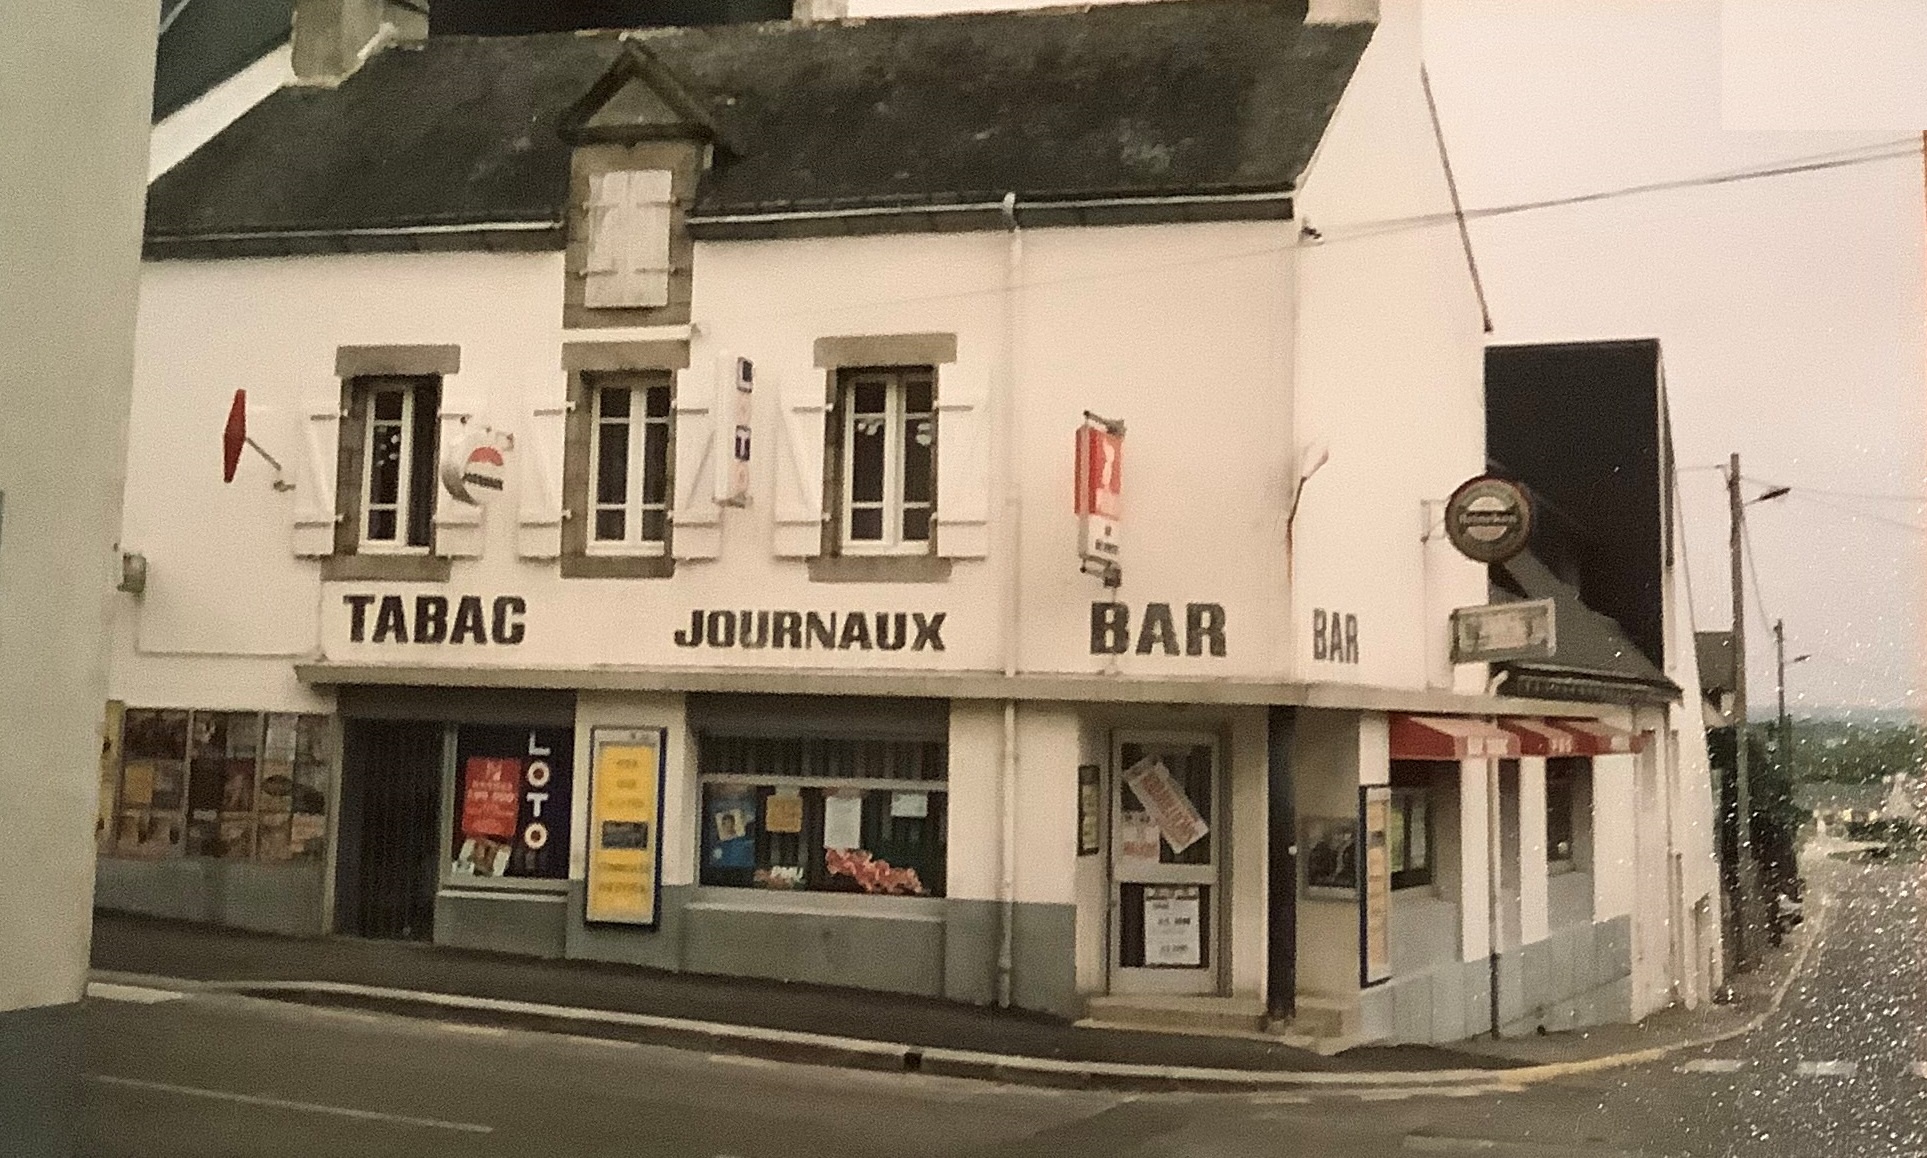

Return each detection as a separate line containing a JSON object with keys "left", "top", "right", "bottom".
{"left": 153, "top": 0, "right": 297, "bottom": 122}
{"left": 1494, "top": 550, "right": 1678, "bottom": 700}
{"left": 145, "top": 0, "right": 1372, "bottom": 255}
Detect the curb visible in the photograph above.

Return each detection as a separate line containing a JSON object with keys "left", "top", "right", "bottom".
{"left": 87, "top": 901, "right": 1822, "bottom": 1096}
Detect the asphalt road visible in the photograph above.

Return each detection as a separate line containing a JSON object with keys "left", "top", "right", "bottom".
{"left": 84, "top": 848, "right": 1925, "bottom": 1158}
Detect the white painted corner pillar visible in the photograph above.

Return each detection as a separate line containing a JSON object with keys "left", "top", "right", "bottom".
{"left": 1457, "top": 757, "right": 1490, "bottom": 961}
{"left": 1591, "top": 753, "right": 1638, "bottom": 922}
{"left": 1519, "top": 756, "right": 1549, "bottom": 945}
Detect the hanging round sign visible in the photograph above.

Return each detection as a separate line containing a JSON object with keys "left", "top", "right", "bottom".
{"left": 1444, "top": 475, "right": 1532, "bottom": 564}
{"left": 441, "top": 427, "right": 511, "bottom": 506}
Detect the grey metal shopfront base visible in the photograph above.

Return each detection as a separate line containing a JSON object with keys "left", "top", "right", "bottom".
{"left": 94, "top": 857, "right": 325, "bottom": 937}
{"left": 435, "top": 889, "right": 570, "bottom": 958}
{"left": 1376, "top": 914, "right": 1635, "bottom": 1044}
{"left": 0, "top": 1000, "right": 83, "bottom": 1158}
{"left": 562, "top": 882, "right": 1079, "bottom": 1017}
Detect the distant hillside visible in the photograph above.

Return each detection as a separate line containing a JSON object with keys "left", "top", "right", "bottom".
{"left": 1769, "top": 716, "right": 1927, "bottom": 785}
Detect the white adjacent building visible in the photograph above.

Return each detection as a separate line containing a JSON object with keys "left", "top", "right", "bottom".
{"left": 100, "top": 0, "right": 1720, "bottom": 1044}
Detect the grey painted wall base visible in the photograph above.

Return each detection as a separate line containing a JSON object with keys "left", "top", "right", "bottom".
{"left": 1381, "top": 914, "right": 1635, "bottom": 1044}
{"left": 560, "top": 883, "right": 1079, "bottom": 1017}
{"left": 95, "top": 857, "right": 325, "bottom": 937}
{"left": 0, "top": 1000, "right": 82, "bottom": 1158}
{"left": 435, "top": 890, "right": 568, "bottom": 958}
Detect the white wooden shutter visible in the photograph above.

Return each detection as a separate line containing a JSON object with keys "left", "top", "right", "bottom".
{"left": 583, "top": 169, "right": 673, "bottom": 310}
{"left": 671, "top": 362, "right": 720, "bottom": 560}
{"left": 934, "top": 364, "right": 990, "bottom": 559}
{"left": 517, "top": 393, "right": 567, "bottom": 559}
{"left": 772, "top": 369, "right": 827, "bottom": 558}
{"left": 432, "top": 378, "right": 483, "bottom": 558}
{"left": 291, "top": 387, "right": 341, "bottom": 557}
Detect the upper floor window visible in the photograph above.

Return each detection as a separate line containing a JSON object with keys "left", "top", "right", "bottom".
{"left": 358, "top": 377, "right": 438, "bottom": 551}
{"left": 839, "top": 367, "right": 935, "bottom": 553}
{"left": 584, "top": 168, "right": 674, "bottom": 310}
{"left": 589, "top": 377, "right": 673, "bottom": 553}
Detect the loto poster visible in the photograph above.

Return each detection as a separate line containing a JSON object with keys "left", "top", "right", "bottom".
{"left": 585, "top": 727, "right": 666, "bottom": 926}
{"left": 1122, "top": 757, "right": 1208, "bottom": 855}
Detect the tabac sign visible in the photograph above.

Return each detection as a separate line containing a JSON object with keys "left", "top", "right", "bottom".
{"left": 1074, "top": 413, "right": 1124, "bottom": 583}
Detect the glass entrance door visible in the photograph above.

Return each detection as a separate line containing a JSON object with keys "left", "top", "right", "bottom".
{"left": 1109, "top": 733, "right": 1220, "bottom": 995}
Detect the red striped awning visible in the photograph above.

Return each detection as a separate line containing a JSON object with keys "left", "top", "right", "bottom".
{"left": 1551, "top": 719, "right": 1648, "bottom": 755}
{"left": 1389, "top": 715, "right": 1520, "bottom": 760}
{"left": 1498, "top": 718, "right": 1581, "bottom": 757}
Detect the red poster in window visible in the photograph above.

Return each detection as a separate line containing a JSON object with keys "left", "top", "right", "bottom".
{"left": 460, "top": 757, "right": 521, "bottom": 841}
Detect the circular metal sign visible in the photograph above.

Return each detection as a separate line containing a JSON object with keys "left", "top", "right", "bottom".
{"left": 1444, "top": 475, "right": 1532, "bottom": 564}
{"left": 442, "top": 428, "right": 511, "bottom": 505}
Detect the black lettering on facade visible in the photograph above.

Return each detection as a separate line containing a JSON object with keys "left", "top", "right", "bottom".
{"left": 705, "top": 609, "right": 737, "bottom": 648}
{"left": 911, "top": 612, "right": 946, "bottom": 652}
{"left": 773, "top": 610, "right": 803, "bottom": 649}
{"left": 1312, "top": 608, "right": 1328, "bottom": 661}
{"left": 1343, "top": 614, "right": 1359, "bottom": 664}
{"left": 740, "top": 610, "right": 769, "bottom": 649}
{"left": 1185, "top": 603, "right": 1227, "bottom": 657}
{"left": 414, "top": 595, "right": 448, "bottom": 644}
{"left": 805, "top": 611, "right": 836, "bottom": 649}
{"left": 344, "top": 594, "right": 376, "bottom": 642}
{"left": 875, "top": 612, "right": 908, "bottom": 651}
{"left": 675, "top": 609, "right": 703, "bottom": 648}
{"left": 1134, "top": 602, "right": 1178, "bottom": 656}
{"left": 1091, "top": 603, "right": 1129, "bottom": 654}
{"left": 838, "top": 612, "right": 873, "bottom": 650}
{"left": 492, "top": 596, "right": 526, "bottom": 645}
{"left": 372, "top": 595, "right": 407, "bottom": 643}
{"left": 450, "top": 595, "right": 488, "bottom": 644}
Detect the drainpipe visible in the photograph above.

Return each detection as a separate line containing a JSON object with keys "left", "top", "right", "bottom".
{"left": 1485, "top": 670, "right": 1506, "bottom": 1038}
{"left": 995, "top": 192, "right": 1023, "bottom": 1008}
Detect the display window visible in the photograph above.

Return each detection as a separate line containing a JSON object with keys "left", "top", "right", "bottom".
{"left": 448, "top": 725, "right": 573, "bottom": 882}
{"left": 112, "top": 707, "right": 332, "bottom": 862}
{"left": 697, "top": 734, "right": 947, "bottom": 897}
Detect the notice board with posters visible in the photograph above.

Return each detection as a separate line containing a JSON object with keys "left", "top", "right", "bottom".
{"left": 585, "top": 727, "right": 667, "bottom": 926}
{"left": 449, "top": 725, "right": 573, "bottom": 883}
{"left": 1360, "top": 785, "right": 1392, "bottom": 987}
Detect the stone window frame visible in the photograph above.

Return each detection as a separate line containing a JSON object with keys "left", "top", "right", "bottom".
{"left": 808, "top": 333, "right": 957, "bottom": 585}
{"left": 559, "top": 340, "right": 686, "bottom": 579}
{"left": 321, "top": 345, "right": 458, "bottom": 583}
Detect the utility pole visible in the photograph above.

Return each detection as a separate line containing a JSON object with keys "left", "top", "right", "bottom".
{"left": 1775, "top": 620, "right": 1788, "bottom": 766}
{"left": 1728, "top": 454, "right": 1757, "bottom": 969}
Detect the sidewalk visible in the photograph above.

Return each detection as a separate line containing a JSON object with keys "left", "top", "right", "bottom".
{"left": 88, "top": 906, "right": 1805, "bottom": 1089}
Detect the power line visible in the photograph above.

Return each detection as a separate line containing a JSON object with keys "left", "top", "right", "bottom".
{"left": 1740, "top": 512, "right": 1774, "bottom": 638}
{"left": 1316, "top": 139, "right": 1921, "bottom": 245}
{"left": 697, "top": 140, "right": 1925, "bottom": 326}
{"left": 1783, "top": 490, "right": 1927, "bottom": 533}
{"left": 1746, "top": 475, "right": 1927, "bottom": 504}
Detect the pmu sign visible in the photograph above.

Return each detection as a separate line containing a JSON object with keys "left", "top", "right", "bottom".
{"left": 1075, "top": 414, "right": 1124, "bottom": 573}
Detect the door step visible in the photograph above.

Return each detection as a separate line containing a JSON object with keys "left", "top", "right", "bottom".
{"left": 1078, "top": 994, "right": 1370, "bottom": 1055}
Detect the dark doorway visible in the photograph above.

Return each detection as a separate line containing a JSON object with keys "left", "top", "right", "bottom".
{"left": 336, "top": 719, "right": 444, "bottom": 940}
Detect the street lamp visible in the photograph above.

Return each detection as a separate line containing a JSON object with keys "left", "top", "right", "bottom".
{"left": 1726, "top": 461, "right": 1791, "bottom": 970}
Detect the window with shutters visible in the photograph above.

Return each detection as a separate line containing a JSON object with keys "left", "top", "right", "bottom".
{"left": 356, "top": 378, "right": 439, "bottom": 552}
{"left": 584, "top": 168, "right": 674, "bottom": 310}
{"left": 587, "top": 376, "right": 674, "bottom": 554}
{"left": 832, "top": 367, "right": 936, "bottom": 554}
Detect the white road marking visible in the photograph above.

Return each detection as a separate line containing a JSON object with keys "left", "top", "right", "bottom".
{"left": 1676, "top": 1058, "right": 1745, "bottom": 1073}
{"left": 90, "top": 1074, "right": 494, "bottom": 1133}
{"left": 1912, "top": 1061, "right": 1927, "bottom": 1079}
{"left": 86, "top": 982, "right": 185, "bottom": 1004}
{"left": 1795, "top": 1060, "right": 1857, "bottom": 1077}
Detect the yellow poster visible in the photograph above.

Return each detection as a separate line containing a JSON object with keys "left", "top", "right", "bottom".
{"left": 765, "top": 791, "right": 803, "bottom": 835}
{"left": 586, "top": 729, "right": 665, "bottom": 926}
{"left": 1361, "top": 788, "right": 1393, "bottom": 986}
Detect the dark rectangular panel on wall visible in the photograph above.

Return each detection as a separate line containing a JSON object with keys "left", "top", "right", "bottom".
{"left": 336, "top": 719, "right": 444, "bottom": 940}
{"left": 686, "top": 693, "right": 949, "bottom": 742}
{"left": 338, "top": 685, "right": 576, "bottom": 729}
{"left": 430, "top": 0, "right": 791, "bottom": 35}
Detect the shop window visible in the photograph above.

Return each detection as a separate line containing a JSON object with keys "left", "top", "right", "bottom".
{"left": 111, "top": 708, "right": 331, "bottom": 863}
{"left": 1547, "top": 757, "right": 1588, "bottom": 872}
{"left": 697, "top": 734, "right": 947, "bottom": 897}
{"left": 828, "top": 367, "right": 936, "bottom": 554}
{"left": 449, "top": 725, "right": 573, "bottom": 883}
{"left": 1388, "top": 761, "right": 1440, "bottom": 890}
{"left": 588, "top": 376, "right": 674, "bottom": 553}
{"left": 350, "top": 376, "right": 440, "bottom": 552}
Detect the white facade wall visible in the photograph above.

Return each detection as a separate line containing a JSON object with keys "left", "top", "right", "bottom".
{"left": 1290, "top": 0, "right": 1488, "bottom": 693}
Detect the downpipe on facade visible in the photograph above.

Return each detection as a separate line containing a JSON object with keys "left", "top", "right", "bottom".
{"left": 996, "top": 192, "right": 1023, "bottom": 1009}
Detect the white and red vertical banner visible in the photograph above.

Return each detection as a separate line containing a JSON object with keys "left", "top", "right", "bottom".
{"left": 1074, "top": 415, "right": 1123, "bottom": 569}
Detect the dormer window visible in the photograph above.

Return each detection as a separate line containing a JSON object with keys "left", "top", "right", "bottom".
{"left": 583, "top": 168, "right": 674, "bottom": 309}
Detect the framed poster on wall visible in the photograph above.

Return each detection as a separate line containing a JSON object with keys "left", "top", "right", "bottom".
{"left": 585, "top": 727, "right": 667, "bottom": 927}
{"left": 1077, "top": 764, "right": 1102, "bottom": 855}
{"left": 1360, "top": 785, "right": 1392, "bottom": 987}
{"left": 1301, "top": 815, "right": 1358, "bottom": 899}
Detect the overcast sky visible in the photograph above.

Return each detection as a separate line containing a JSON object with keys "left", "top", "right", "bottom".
{"left": 1421, "top": 1, "right": 1925, "bottom": 716}
{"left": 861, "top": 0, "right": 1926, "bottom": 715}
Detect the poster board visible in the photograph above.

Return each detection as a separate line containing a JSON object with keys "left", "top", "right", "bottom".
{"left": 1076, "top": 764, "right": 1101, "bottom": 855}
{"left": 1360, "top": 785, "right": 1392, "bottom": 987}
{"left": 585, "top": 727, "right": 667, "bottom": 927}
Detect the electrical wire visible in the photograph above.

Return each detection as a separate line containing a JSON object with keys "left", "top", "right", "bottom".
{"left": 1740, "top": 514, "right": 1774, "bottom": 639}
{"left": 694, "top": 140, "right": 1925, "bottom": 327}
{"left": 1745, "top": 475, "right": 1927, "bottom": 505}
{"left": 1782, "top": 490, "right": 1927, "bottom": 533}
